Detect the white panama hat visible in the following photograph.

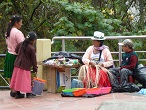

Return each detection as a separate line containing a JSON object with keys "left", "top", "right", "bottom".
{"left": 91, "top": 31, "right": 106, "bottom": 40}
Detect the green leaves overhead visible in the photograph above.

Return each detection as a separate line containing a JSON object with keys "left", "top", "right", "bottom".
{"left": 52, "top": 17, "right": 75, "bottom": 35}
{"left": 0, "top": 0, "right": 145, "bottom": 53}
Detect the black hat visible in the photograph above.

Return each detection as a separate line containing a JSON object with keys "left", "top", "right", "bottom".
{"left": 26, "top": 31, "right": 37, "bottom": 39}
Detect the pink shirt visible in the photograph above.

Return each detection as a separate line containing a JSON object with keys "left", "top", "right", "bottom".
{"left": 6, "top": 27, "right": 25, "bottom": 55}
{"left": 82, "top": 45, "right": 113, "bottom": 68}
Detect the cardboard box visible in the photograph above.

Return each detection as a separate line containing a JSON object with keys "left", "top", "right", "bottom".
{"left": 56, "top": 68, "right": 71, "bottom": 90}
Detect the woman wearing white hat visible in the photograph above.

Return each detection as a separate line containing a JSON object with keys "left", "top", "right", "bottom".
{"left": 78, "top": 31, "right": 114, "bottom": 88}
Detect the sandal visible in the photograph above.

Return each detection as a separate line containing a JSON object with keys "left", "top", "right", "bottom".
{"left": 26, "top": 93, "right": 36, "bottom": 98}
{"left": 15, "top": 94, "right": 25, "bottom": 99}
{"left": 10, "top": 91, "right": 16, "bottom": 97}
{"left": 15, "top": 91, "right": 25, "bottom": 99}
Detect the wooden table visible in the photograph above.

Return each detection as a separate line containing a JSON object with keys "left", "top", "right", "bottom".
{"left": 37, "top": 61, "right": 81, "bottom": 93}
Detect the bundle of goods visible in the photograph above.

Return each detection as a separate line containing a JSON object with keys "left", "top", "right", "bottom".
{"left": 43, "top": 51, "right": 84, "bottom": 66}
{"left": 44, "top": 57, "right": 80, "bottom": 66}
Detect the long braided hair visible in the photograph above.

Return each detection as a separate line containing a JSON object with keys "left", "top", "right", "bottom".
{"left": 5, "top": 15, "right": 22, "bottom": 39}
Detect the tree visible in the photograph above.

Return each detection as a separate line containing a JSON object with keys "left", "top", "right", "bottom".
{"left": 0, "top": 0, "right": 145, "bottom": 53}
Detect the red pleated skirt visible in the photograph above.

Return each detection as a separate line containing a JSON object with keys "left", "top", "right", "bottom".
{"left": 98, "top": 69, "right": 111, "bottom": 87}
{"left": 83, "top": 67, "right": 111, "bottom": 88}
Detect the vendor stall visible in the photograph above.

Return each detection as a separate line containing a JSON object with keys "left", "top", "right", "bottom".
{"left": 37, "top": 61, "right": 81, "bottom": 93}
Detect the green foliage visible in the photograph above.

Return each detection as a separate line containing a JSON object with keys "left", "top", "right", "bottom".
{"left": 50, "top": 0, "right": 127, "bottom": 51}
{"left": 0, "top": 0, "right": 145, "bottom": 58}
{"left": 52, "top": 17, "right": 75, "bottom": 36}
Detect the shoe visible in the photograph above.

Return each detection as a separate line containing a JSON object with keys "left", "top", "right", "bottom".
{"left": 15, "top": 93, "right": 25, "bottom": 99}
{"left": 26, "top": 93, "right": 36, "bottom": 98}
{"left": 10, "top": 91, "right": 16, "bottom": 97}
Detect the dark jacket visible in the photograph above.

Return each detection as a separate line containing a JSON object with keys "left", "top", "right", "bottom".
{"left": 14, "top": 42, "right": 38, "bottom": 72}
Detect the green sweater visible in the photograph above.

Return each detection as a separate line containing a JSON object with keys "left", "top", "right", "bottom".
{"left": 121, "top": 51, "right": 138, "bottom": 72}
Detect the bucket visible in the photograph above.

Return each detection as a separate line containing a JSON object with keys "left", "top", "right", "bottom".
{"left": 32, "top": 78, "right": 46, "bottom": 95}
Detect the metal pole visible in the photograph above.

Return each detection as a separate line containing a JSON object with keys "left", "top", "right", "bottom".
{"left": 62, "top": 39, "right": 65, "bottom": 51}
{"left": 118, "top": 39, "right": 123, "bottom": 66}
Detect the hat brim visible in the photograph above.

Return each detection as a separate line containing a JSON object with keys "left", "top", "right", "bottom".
{"left": 91, "top": 37, "right": 106, "bottom": 40}
{"left": 118, "top": 42, "right": 124, "bottom": 45}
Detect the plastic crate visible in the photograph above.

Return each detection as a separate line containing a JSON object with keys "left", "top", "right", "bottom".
{"left": 100, "top": 87, "right": 111, "bottom": 95}
{"left": 86, "top": 88, "right": 101, "bottom": 95}
{"left": 73, "top": 88, "right": 86, "bottom": 96}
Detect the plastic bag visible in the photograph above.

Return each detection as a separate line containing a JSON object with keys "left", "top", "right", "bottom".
{"left": 71, "top": 79, "right": 84, "bottom": 88}
{"left": 114, "top": 83, "right": 140, "bottom": 92}
{"left": 133, "top": 66, "right": 146, "bottom": 88}
{"left": 138, "top": 88, "right": 146, "bottom": 95}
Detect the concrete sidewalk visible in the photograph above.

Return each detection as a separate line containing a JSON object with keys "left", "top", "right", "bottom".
{"left": 97, "top": 100, "right": 146, "bottom": 110}
{"left": 0, "top": 90, "right": 146, "bottom": 110}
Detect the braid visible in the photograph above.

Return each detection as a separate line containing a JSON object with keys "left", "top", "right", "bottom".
{"left": 22, "top": 39, "right": 29, "bottom": 53}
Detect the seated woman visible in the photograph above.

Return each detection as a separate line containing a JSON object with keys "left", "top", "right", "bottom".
{"left": 78, "top": 31, "right": 114, "bottom": 88}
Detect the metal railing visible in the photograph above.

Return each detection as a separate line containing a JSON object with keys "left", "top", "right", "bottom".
{"left": 0, "top": 54, "right": 10, "bottom": 88}
{"left": 51, "top": 35, "right": 146, "bottom": 65}
{"left": 1, "top": 35, "right": 146, "bottom": 88}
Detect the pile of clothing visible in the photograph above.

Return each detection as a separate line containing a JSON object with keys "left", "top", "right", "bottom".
{"left": 43, "top": 51, "right": 83, "bottom": 66}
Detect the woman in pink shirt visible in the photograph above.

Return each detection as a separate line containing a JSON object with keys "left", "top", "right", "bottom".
{"left": 78, "top": 31, "right": 114, "bottom": 88}
{"left": 4, "top": 15, "right": 25, "bottom": 96}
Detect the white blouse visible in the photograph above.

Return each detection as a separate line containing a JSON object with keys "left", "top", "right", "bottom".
{"left": 90, "top": 51, "right": 105, "bottom": 64}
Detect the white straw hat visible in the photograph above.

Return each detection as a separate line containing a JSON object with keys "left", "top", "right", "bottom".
{"left": 91, "top": 31, "right": 106, "bottom": 40}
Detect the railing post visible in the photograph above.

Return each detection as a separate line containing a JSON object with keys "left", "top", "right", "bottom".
{"left": 118, "top": 39, "right": 123, "bottom": 66}
{"left": 62, "top": 39, "right": 65, "bottom": 51}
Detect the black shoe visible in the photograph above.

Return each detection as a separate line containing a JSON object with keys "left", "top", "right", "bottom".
{"left": 15, "top": 93, "right": 25, "bottom": 99}
{"left": 26, "top": 93, "right": 36, "bottom": 98}
{"left": 10, "top": 91, "right": 16, "bottom": 97}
